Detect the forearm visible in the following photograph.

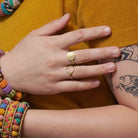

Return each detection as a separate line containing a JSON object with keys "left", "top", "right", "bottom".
{"left": 22, "top": 105, "right": 138, "bottom": 138}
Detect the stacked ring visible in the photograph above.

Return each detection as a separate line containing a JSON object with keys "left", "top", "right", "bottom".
{"left": 66, "top": 52, "right": 76, "bottom": 80}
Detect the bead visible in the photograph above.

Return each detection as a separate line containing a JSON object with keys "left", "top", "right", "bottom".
{"left": 6, "top": 128, "right": 10, "bottom": 131}
{"left": 8, "top": 117, "right": 12, "bottom": 121}
{"left": 5, "top": 130, "right": 10, "bottom": 135}
{"left": 0, "top": 80, "right": 8, "bottom": 89}
{"left": 2, "top": 131, "right": 6, "bottom": 135}
{"left": 4, "top": 122, "right": 7, "bottom": 125}
{"left": 2, "top": 99, "right": 9, "bottom": 105}
{"left": 4, "top": 123, "right": 10, "bottom": 129}
{"left": 7, "top": 113, "right": 13, "bottom": 117}
{"left": 0, "top": 115, "right": 4, "bottom": 121}
{"left": 67, "top": 52, "right": 76, "bottom": 62}
{"left": 15, "top": 112, "right": 22, "bottom": 119}
{"left": 13, "top": 118, "right": 20, "bottom": 125}
{"left": 0, "top": 121, "right": 3, "bottom": 127}
{"left": 22, "top": 101, "right": 29, "bottom": 106}
{"left": 17, "top": 107, "right": 24, "bottom": 113}
{"left": 0, "top": 103, "right": 7, "bottom": 110}
{"left": 0, "top": 3, "right": 6, "bottom": 16}
{"left": 5, "top": 117, "right": 8, "bottom": 122}
{"left": 19, "top": 103, "right": 26, "bottom": 109}
{"left": 2, "top": 84, "right": 12, "bottom": 94}
{"left": 0, "top": 108, "right": 5, "bottom": 115}
{"left": 8, "top": 89, "right": 16, "bottom": 98}
{"left": 5, "top": 97, "right": 12, "bottom": 102}
{"left": 1, "top": 2, "right": 11, "bottom": 15}
{"left": 12, "top": 124, "right": 19, "bottom": 131}
{"left": 12, "top": 131, "right": 18, "bottom": 137}
{"left": 14, "top": 92, "right": 22, "bottom": 101}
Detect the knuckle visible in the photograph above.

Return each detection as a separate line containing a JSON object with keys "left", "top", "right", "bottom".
{"left": 74, "top": 30, "right": 85, "bottom": 42}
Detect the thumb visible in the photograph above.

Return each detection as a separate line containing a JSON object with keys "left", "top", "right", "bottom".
{"left": 35, "top": 13, "right": 70, "bottom": 36}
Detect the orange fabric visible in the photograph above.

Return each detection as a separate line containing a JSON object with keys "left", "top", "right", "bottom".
{"left": 0, "top": 0, "right": 138, "bottom": 109}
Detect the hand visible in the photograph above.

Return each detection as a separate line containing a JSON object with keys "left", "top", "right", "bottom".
{"left": 0, "top": 13, "right": 120, "bottom": 95}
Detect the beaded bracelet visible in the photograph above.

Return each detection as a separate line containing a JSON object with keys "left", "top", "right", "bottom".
{"left": 1, "top": 101, "right": 19, "bottom": 137}
{"left": 0, "top": 0, "right": 23, "bottom": 17}
{"left": 0, "top": 50, "right": 24, "bottom": 101}
{"left": 11, "top": 101, "right": 29, "bottom": 138}
{"left": 1, "top": 100, "right": 19, "bottom": 138}
{"left": 0, "top": 98, "right": 11, "bottom": 136}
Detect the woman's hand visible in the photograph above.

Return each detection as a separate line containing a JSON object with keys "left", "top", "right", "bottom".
{"left": 0, "top": 13, "right": 120, "bottom": 95}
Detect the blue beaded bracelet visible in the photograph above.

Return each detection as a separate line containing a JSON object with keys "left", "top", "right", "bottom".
{"left": 1, "top": 2, "right": 11, "bottom": 15}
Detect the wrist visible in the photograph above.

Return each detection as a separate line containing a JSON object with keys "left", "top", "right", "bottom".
{"left": 0, "top": 51, "right": 24, "bottom": 101}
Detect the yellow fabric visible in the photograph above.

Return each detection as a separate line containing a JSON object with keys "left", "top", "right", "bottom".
{"left": 0, "top": 0, "right": 138, "bottom": 109}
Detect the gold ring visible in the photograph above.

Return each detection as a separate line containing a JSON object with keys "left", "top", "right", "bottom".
{"left": 67, "top": 52, "right": 76, "bottom": 64}
{"left": 66, "top": 65, "right": 75, "bottom": 80}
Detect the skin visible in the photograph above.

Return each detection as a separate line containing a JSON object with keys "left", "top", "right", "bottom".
{"left": 0, "top": 13, "right": 120, "bottom": 95}
{"left": 2, "top": 14, "right": 138, "bottom": 138}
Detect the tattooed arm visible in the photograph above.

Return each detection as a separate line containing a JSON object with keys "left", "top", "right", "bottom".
{"left": 102, "top": 44, "right": 138, "bottom": 111}
{"left": 21, "top": 44, "right": 138, "bottom": 138}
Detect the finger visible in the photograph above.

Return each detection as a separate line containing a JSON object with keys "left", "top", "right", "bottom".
{"left": 56, "top": 79, "right": 100, "bottom": 92}
{"left": 62, "top": 62, "right": 116, "bottom": 80}
{"left": 63, "top": 47, "right": 120, "bottom": 65}
{"left": 34, "top": 13, "right": 70, "bottom": 36}
{"left": 58, "top": 26, "right": 111, "bottom": 49}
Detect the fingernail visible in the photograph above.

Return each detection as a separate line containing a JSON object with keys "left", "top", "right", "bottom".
{"left": 107, "top": 63, "right": 115, "bottom": 72}
{"left": 94, "top": 80, "right": 100, "bottom": 86}
{"left": 102, "top": 27, "right": 111, "bottom": 34}
{"left": 61, "top": 13, "right": 69, "bottom": 19}
{"left": 111, "top": 47, "right": 120, "bottom": 57}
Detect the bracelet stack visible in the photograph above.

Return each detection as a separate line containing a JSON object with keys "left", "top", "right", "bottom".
{"left": 0, "top": 98, "right": 29, "bottom": 138}
{"left": 0, "top": 0, "right": 23, "bottom": 17}
{"left": 0, "top": 50, "right": 24, "bottom": 101}
{"left": 0, "top": 50, "right": 30, "bottom": 137}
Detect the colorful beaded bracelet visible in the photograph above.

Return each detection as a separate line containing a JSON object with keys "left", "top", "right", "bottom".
{"left": 11, "top": 101, "right": 29, "bottom": 138}
{"left": 0, "top": 98, "right": 11, "bottom": 136}
{"left": 0, "top": 50, "right": 24, "bottom": 101}
{"left": 0, "top": 0, "right": 23, "bottom": 17}
{"left": 1, "top": 101, "right": 19, "bottom": 138}
{"left": 0, "top": 98, "right": 29, "bottom": 138}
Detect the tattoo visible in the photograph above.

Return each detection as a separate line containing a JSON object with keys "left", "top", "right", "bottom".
{"left": 115, "top": 44, "right": 138, "bottom": 63}
{"left": 108, "top": 44, "right": 138, "bottom": 94}
{"left": 116, "top": 75, "right": 138, "bottom": 97}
